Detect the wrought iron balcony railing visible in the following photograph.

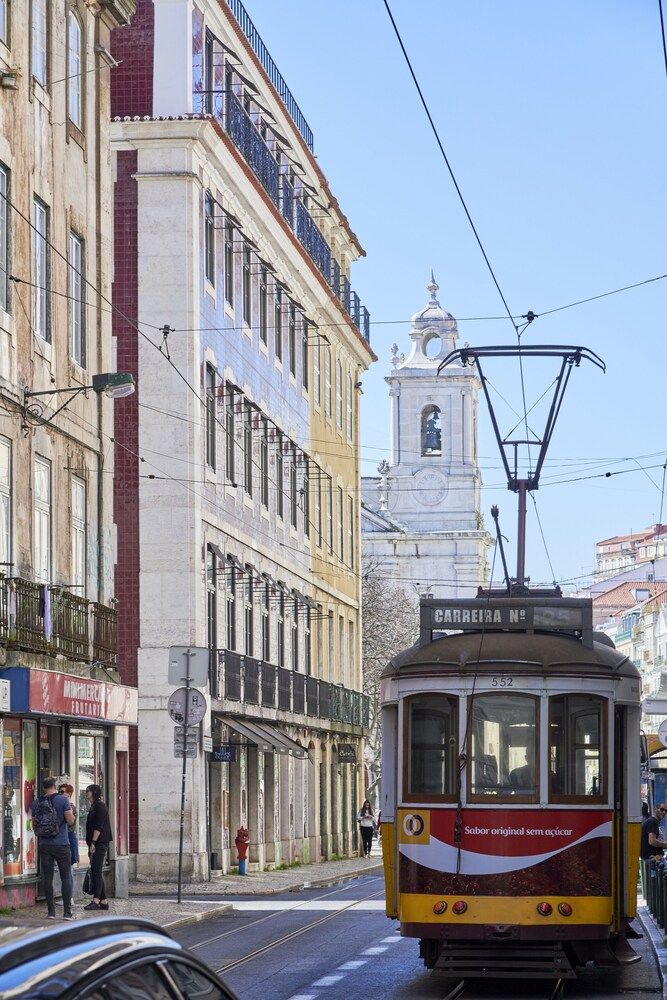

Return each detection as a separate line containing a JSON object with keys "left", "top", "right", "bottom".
{"left": 0, "top": 577, "right": 117, "bottom": 665}
{"left": 217, "top": 649, "right": 369, "bottom": 730}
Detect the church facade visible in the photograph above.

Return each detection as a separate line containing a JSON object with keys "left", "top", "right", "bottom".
{"left": 361, "top": 278, "right": 493, "bottom": 599}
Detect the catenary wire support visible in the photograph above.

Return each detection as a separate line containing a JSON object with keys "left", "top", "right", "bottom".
{"left": 439, "top": 344, "right": 605, "bottom": 591}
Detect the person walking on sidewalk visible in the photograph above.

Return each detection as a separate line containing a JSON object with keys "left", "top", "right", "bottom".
{"left": 84, "top": 785, "right": 112, "bottom": 911}
{"left": 31, "top": 777, "right": 76, "bottom": 921}
{"left": 357, "top": 800, "right": 375, "bottom": 858}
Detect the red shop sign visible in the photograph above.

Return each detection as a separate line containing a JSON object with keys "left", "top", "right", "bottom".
{"left": 29, "top": 669, "right": 138, "bottom": 725}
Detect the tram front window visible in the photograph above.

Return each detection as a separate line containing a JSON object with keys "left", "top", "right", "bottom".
{"left": 550, "top": 694, "right": 605, "bottom": 801}
{"left": 405, "top": 694, "right": 457, "bottom": 801}
{"left": 469, "top": 693, "right": 538, "bottom": 801}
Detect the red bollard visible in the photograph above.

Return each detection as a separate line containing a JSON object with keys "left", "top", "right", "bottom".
{"left": 235, "top": 826, "right": 250, "bottom": 875}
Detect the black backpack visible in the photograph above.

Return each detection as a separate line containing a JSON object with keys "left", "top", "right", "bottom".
{"left": 32, "top": 795, "right": 60, "bottom": 838}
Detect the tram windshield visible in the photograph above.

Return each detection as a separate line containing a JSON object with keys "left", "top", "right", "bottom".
{"left": 469, "top": 693, "right": 538, "bottom": 801}
{"left": 549, "top": 694, "right": 605, "bottom": 801}
{"left": 405, "top": 694, "right": 458, "bottom": 801}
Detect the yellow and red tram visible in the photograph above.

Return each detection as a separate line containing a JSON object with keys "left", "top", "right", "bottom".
{"left": 380, "top": 595, "right": 642, "bottom": 979}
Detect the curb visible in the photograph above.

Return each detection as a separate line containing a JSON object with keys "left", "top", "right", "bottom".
{"left": 164, "top": 902, "right": 234, "bottom": 931}
{"left": 637, "top": 904, "right": 667, "bottom": 1000}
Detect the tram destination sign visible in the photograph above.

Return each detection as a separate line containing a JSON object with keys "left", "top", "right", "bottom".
{"left": 431, "top": 606, "right": 534, "bottom": 628}
{"left": 420, "top": 599, "right": 592, "bottom": 644}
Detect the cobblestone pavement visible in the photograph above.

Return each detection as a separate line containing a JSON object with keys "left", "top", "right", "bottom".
{"left": 2, "top": 895, "right": 233, "bottom": 930}
{"left": 130, "top": 849, "right": 383, "bottom": 897}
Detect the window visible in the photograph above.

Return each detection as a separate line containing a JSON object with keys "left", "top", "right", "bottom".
{"left": 422, "top": 404, "right": 442, "bottom": 456}
{"left": 226, "top": 566, "right": 236, "bottom": 650}
{"left": 301, "top": 318, "right": 309, "bottom": 390}
{"left": 336, "top": 359, "right": 343, "bottom": 430}
{"left": 0, "top": 0, "right": 8, "bottom": 45}
{"left": 71, "top": 476, "right": 86, "bottom": 595}
{"left": 346, "top": 373, "right": 353, "bottom": 440}
{"left": 0, "top": 438, "right": 10, "bottom": 572}
{"left": 348, "top": 621, "right": 355, "bottom": 689}
{"left": 67, "top": 12, "right": 82, "bottom": 128}
{"left": 259, "top": 266, "right": 267, "bottom": 344}
{"left": 289, "top": 445, "right": 298, "bottom": 529}
{"left": 404, "top": 694, "right": 458, "bottom": 801}
{"left": 68, "top": 232, "right": 85, "bottom": 366}
{"left": 291, "top": 593, "right": 298, "bottom": 669}
{"left": 313, "top": 332, "right": 321, "bottom": 405}
{"left": 100, "top": 964, "right": 173, "bottom": 1000}
{"left": 348, "top": 495, "right": 354, "bottom": 570}
{"left": 315, "top": 473, "right": 322, "bottom": 548}
{"left": 206, "top": 547, "right": 218, "bottom": 693}
{"left": 303, "top": 469, "right": 310, "bottom": 539}
{"left": 276, "top": 434, "right": 284, "bottom": 519}
{"left": 469, "top": 693, "right": 538, "bottom": 802}
{"left": 549, "top": 695, "right": 605, "bottom": 801}
{"left": 31, "top": 0, "right": 47, "bottom": 85}
{"left": 277, "top": 591, "right": 285, "bottom": 667}
{"left": 305, "top": 606, "right": 312, "bottom": 676}
{"left": 338, "top": 615, "right": 345, "bottom": 686}
{"left": 166, "top": 959, "right": 235, "bottom": 1000}
{"left": 260, "top": 417, "right": 269, "bottom": 509}
{"left": 33, "top": 197, "right": 49, "bottom": 341}
{"left": 242, "top": 244, "right": 251, "bottom": 325}
{"left": 324, "top": 345, "right": 332, "bottom": 417}
{"left": 337, "top": 486, "right": 344, "bottom": 562}
{"left": 0, "top": 165, "right": 8, "bottom": 313}
{"left": 225, "top": 385, "right": 235, "bottom": 483}
{"left": 243, "top": 402, "right": 253, "bottom": 497}
{"left": 244, "top": 572, "right": 254, "bottom": 657}
{"left": 327, "top": 475, "right": 333, "bottom": 554}
{"left": 288, "top": 302, "right": 296, "bottom": 376}
{"left": 204, "top": 193, "right": 215, "bottom": 285}
{"left": 261, "top": 582, "right": 270, "bottom": 660}
{"left": 224, "top": 218, "right": 234, "bottom": 304}
{"left": 205, "top": 365, "right": 216, "bottom": 470}
{"left": 34, "top": 456, "right": 51, "bottom": 583}
{"left": 274, "top": 284, "right": 283, "bottom": 361}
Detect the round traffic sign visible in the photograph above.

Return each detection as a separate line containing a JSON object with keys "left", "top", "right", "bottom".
{"left": 167, "top": 687, "right": 207, "bottom": 726}
{"left": 658, "top": 718, "right": 667, "bottom": 749}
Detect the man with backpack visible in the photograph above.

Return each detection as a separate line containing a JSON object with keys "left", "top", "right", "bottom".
{"left": 31, "top": 777, "right": 76, "bottom": 920}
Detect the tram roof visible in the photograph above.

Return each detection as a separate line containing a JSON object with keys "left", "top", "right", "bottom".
{"left": 382, "top": 630, "right": 637, "bottom": 680}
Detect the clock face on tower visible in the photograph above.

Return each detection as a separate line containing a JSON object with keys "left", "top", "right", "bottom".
{"left": 413, "top": 468, "right": 448, "bottom": 507}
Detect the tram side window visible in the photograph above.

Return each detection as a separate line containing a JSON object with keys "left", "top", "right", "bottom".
{"left": 405, "top": 695, "right": 457, "bottom": 801}
{"left": 549, "top": 695, "right": 605, "bottom": 801}
{"left": 469, "top": 693, "right": 538, "bottom": 801}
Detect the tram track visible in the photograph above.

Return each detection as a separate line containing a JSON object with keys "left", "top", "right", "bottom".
{"left": 441, "top": 978, "right": 566, "bottom": 1000}
{"left": 213, "top": 886, "right": 388, "bottom": 975}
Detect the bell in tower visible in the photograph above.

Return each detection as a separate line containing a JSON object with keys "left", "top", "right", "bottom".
{"left": 422, "top": 405, "right": 442, "bottom": 455}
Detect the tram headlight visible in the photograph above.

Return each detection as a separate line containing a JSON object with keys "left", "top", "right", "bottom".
{"left": 452, "top": 900, "right": 468, "bottom": 915}
{"left": 537, "top": 902, "right": 553, "bottom": 916}
{"left": 558, "top": 902, "right": 572, "bottom": 917}
{"left": 433, "top": 901, "right": 447, "bottom": 914}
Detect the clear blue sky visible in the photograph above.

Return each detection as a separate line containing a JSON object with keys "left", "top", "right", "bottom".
{"left": 248, "top": 0, "right": 667, "bottom": 588}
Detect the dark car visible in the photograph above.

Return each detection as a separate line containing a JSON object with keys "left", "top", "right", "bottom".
{"left": 0, "top": 917, "right": 238, "bottom": 999}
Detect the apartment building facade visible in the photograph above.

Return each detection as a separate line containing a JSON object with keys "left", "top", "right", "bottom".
{"left": 111, "top": 0, "right": 374, "bottom": 877}
{"left": 0, "top": 0, "right": 137, "bottom": 907}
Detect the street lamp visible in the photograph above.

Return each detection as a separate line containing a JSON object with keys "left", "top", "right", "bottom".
{"left": 23, "top": 372, "right": 135, "bottom": 423}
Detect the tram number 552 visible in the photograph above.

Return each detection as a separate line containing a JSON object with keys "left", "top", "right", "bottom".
{"left": 491, "top": 675, "right": 513, "bottom": 687}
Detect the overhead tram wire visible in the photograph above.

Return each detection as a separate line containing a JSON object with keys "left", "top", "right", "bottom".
{"left": 659, "top": 0, "right": 667, "bottom": 87}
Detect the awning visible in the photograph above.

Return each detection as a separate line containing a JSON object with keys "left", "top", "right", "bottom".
{"left": 221, "top": 716, "right": 309, "bottom": 759}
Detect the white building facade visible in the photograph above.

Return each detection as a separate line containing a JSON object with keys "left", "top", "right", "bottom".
{"left": 362, "top": 278, "right": 492, "bottom": 597}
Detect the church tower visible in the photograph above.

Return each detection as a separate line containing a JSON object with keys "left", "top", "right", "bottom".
{"left": 384, "top": 275, "right": 481, "bottom": 531}
{"left": 362, "top": 276, "right": 491, "bottom": 598}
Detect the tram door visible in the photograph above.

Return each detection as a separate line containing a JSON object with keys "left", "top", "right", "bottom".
{"left": 614, "top": 706, "right": 627, "bottom": 931}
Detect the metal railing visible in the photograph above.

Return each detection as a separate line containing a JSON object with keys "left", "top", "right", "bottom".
{"left": 642, "top": 859, "right": 667, "bottom": 928}
{"left": 0, "top": 578, "right": 117, "bottom": 665}
{"left": 223, "top": 0, "right": 314, "bottom": 152}
{"left": 244, "top": 655, "right": 260, "bottom": 704}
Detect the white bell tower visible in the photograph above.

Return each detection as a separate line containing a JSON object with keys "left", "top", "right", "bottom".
{"left": 384, "top": 275, "right": 482, "bottom": 531}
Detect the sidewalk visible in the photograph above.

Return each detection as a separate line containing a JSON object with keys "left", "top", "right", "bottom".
{"left": 2, "top": 895, "right": 234, "bottom": 932}
{"left": 130, "top": 846, "right": 383, "bottom": 897}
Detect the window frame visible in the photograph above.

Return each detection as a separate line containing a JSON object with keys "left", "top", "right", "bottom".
{"left": 301, "top": 317, "right": 309, "bottom": 390}
{"left": 274, "top": 283, "right": 283, "bottom": 361}
{"left": 31, "top": 0, "right": 48, "bottom": 87}
{"left": 261, "top": 581, "right": 270, "bottom": 660}
{"left": 71, "top": 474, "right": 86, "bottom": 596}
{"left": 32, "top": 196, "right": 50, "bottom": 342}
{"left": 259, "top": 265, "right": 267, "bottom": 344}
{"left": 243, "top": 402, "right": 253, "bottom": 497}
{"left": 205, "top": 365, "right": 216, "bottom": 470}
{"left": 224, "top": 384, "right": 235, "bottom": 483}
{"left": 313, "top": 332, "right": 321, "bottom": 405}
{"left": 259, "top": 417, "right": 269, "bottom": 509}
{"left": 204, "top": 193, "right": 215, "bottom": 286}
{"left": 337, "top": 486, "right": 344, "bottom": 562}
{"left": 33, "top": 455, "right": 51, "bottom": 584}
{"left": 336, "top": 359, "right": 343, "bottom": 430}
{"left": 403, "top": 693, "right": 459, "bottom": 804}
{"left": 0, "top": 436, "right": 11, "bottom": 573}
{"left": 466, "top": 692, "right": 540, "bottom": 805}
{"left": 548, "top": 693, "right": 607, "bottom": 805}
{"left": 244, "top": 572, "right": 254, "bottom": 657}
{"left": 346, "top": 372, "right": 353, "bottom": 441}
{"left": 225, "top": 565, "right": 236, "bottom": 651}
{"left": 324, "top": 345, "right": 332, "bottom": 418}
{"left": 67, "top": 10, "right": 83, "bottom": 129}
{"left": 68, "top": 231, "right": 85, "bottom": 366}
{"left": 223, "top": 217, "right": 234, "bottom": 305}
{"left": 242, "top": 243, "right": 251, "bottom": 325}
{"left": 288, "top": 301, "right": 296, "bottom": 377}
{"left": 0, "top": 0, "right": 9, "bottom": 47}
{"left": 0, "top": 164, "right": 9, "bottom": 314}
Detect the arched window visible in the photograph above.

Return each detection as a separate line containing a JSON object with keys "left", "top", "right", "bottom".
{"left": 67, "top": 11, "right": 83, "bottom": 128}
{"left": 421, "top": 404, "right": 441, "bottom": 456}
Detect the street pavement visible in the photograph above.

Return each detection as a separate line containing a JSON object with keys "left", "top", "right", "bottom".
{"left": 172, "top": 872, "right": 665, "bottom": 1000}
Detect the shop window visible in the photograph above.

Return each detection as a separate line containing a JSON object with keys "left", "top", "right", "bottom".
{"left": 72, "top": 732, "right": 107, "bottom": 849}
{"left": 549, "top": 694, "right": 606, "bottom": 802}
{"left": 468, "top": 693, "right": 538, "bottom": 802}
{"left": 404, "top": 694, "right": 458, "bottom": 801}
{"left": 3, "top": 718, "right": 22, "bottom": 876}
{"left": 39, "top": 722, "right": 63, "bottom": 785}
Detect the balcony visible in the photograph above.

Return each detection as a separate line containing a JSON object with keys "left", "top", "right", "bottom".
{"left": 216, "top": 649, "right": 369, "bottom": 731}
{"left": 0, "top": 577, "right": 117, "bottom": 665}
{"left": 192, "top": 90, "right": 371, "bottom": 344}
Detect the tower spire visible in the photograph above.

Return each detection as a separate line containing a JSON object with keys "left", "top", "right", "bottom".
{"left": 427, "top": 270, "right": 439, "bottom": 303}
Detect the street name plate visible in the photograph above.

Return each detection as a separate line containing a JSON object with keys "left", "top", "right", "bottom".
{"left": 173, "top": 744, "right": 197, "bottom": 759}
{"left": 167, "top": 688, "right": 207, "bottom": 726}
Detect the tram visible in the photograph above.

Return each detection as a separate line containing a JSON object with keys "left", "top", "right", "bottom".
{"left": 380, "top": 594, "right": 642, "bottom": 979}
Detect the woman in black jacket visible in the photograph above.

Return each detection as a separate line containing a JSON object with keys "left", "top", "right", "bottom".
{"left": 84, "top": 784, "right": 113, "bottom": 911}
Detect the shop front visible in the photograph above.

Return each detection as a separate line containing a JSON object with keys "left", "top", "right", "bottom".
{"left": 0, "top": 666, "right": 137, "bottom": 908}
